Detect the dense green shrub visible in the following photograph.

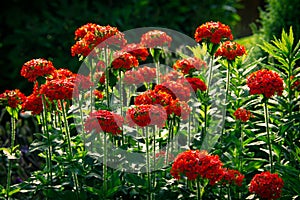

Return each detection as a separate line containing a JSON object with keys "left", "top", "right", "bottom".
{"left": 0, "top": 0, "right": 241, "bottom": 94}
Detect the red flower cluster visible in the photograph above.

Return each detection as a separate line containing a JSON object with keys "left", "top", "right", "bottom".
{"left": 247, "top": 69, "right": 284, "bottom": 98}
{"left": 215, "top": 41, "right": 246, "bottom": 60}
{"left": 0, "top": 89, "right": 26, "bottom": 109}
{"left": 121, "top": 43, "right": 149, "bottom": 61}
{"left": 291, "top": 76, "right": 300, "bottom": 91}
{"left": 20, "top": 58, "right": 56, "bottom": 82}
{"left": 194, "top": 21, "right": 233, "bottom": 44}
{"left": 22, "top": 83, "right": 43, "bottom": 115}
{"left": 233, "top": 108, "right": 252, "bottom": 122}
{"left": 160, "top": 71, "right": 184, "bottom": 83}
{"left": 221, "top": 169, "right": 244, "bottom": 186}
{"left": 126, "top": 104, "right": 167, "bottom": 128}
{"left": 84, "top": 110, "right": 123, "bottom": 135}
{"left": 112, "top": 51, "right": 139, "bottom": 71}
{"left": 171, "top": 150, "right": 224, "bottom": 185}
{"left": 123, "top": 66, "right": 156, "bottom": 85}
{"left": 71, "top": 23, "right": 126, "bottom": 57}
{"left": 48, "top": 68, "right": 74, "bottom": 80}
{"left": 40, "top": 79, "right": 75, "bottom": 101}
{"left": 154, "top": 81, "right": 191, "bottom": 101}
{"left": 140, "top": 30, "right": 172, "bottom": 48}
{"left": 166, "top": 99, "right": 190, "bottom": 120}
{"left": 173, "top": 57, "right": 207, "bottom": 75}
{"left": 185, "top": 77, "right": 207, "bottom": 92}
{"left": 249, "top": 171, "right": 284, "bottom": 200}
{"left": 134, "top": 90, "right": 172, "bottom": 107}
{"left": 94, "top": 89, "right": 104, "bottom": 100}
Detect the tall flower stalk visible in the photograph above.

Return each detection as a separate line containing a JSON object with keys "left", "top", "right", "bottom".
{"left": 263, "top": 99, "right": 273, "bottom": 172}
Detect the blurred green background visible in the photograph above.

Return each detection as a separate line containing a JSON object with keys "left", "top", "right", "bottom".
{"left": 2, "top": 0, "right": 299, "bottom": 95}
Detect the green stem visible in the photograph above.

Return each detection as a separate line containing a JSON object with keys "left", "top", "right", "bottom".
{"left": 79, "top": 95, "right": 86, "bottom": 149}
{"left": 6, "top": 116, "right": 16, "bottom": 200}
{"left": 103, "top": 132, "right": 108, "bottom": 197}
{"left": 60, "top": 100, "right": 80, "bottom": 199}
{"left": 196, "top": 179, "right": 202, "bottom": 200}
{"left": 165, "top": 119, "right": 173, "bottom": 166}
{"left": 144, "top": 127, "right": 152, "bottom": 200}
{"left": 263, "top": 99, "right": 273, "bottom": 172}
{"left": 119, "top": 71, "right": 124, "bottom": 145}
{"left": 104, "top": 48, "right": 110, "bottom": 108}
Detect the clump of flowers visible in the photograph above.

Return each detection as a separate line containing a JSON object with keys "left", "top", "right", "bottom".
{"left": 0, "top": 89, "right": 26, "bottom": 109}
{"left": 215, "top": 41, "right": 246, "bottom": 60}
{"left": 84, "top": 110, "right": 123, "bottom": 135}
{"left": 160, "top": 71, "right": 185, "bottom": 83}
{"left": 249, "top": 171, "right": 284, "bottom": 200}
{"left": 171, "top": 150, "right": 224, "bottom": 185}
{"left": 121, "top": 43, "right": 149, "bottom": 61}
{"left": 194, "top": 21, "right": 233, "bottom": 44}
{"left": 20, "top": 58, "right": 56, "bottom": 82}
{"left": 123, "top": 66, "right": 156, "bottom": 85}
{"left": 126, "top": 104, "right": 167, "bottom": 128}
{"left": 233, "top": 108, "right": 252, "bottom": 122}
{"left": 134, "top": 89, "right": 172, "bottom": 107}
{"left": 173, "top": 57, "right": 207, "bottom": 75}
{"left": 71, "top": 23, "right": 126, "bottom": 57}
{"left": 40, "top": 79, "right": 75, "bottom": 101}
{"left": 247, "top": 69, "right": 284, "bottom": 98}
{"left": 22, "top": 83, "right": 43, "bottom": 115}
{"left": 221, "top": 169, "right": 244, "bottom": 186}
{"left": 154, "top": 81, "right": 191, "bottom": 102}
{"left": 140, "top": 30, "right": 172, "bottom": 48}
{"left": 166, "top": 99, "right": 190, "bottom": 120}
{"left": 112, "top": 51, "right": 139, "bottom": 71}
{"left": 185, "top": 77, "right": 207, "bottom": 92}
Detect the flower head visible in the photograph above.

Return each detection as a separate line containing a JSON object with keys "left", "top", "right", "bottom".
{"left": 185, "top": 77, "right": 207, "bottom": 92}
{"left": 0, "top": 89, "right": 26, "bottom": 109}
{"left": 171, "top": 150, "right": 224, "bottom": 184}
{"left": 112, "top": 51, "right": 139, "bottom": 71}
{"left": 221, "top": 169, "right": 244, "bottom": 187}
{"left": 134, "top": 90, "right": 172, "bottom": 107}
{"left": 140, "top": 30, "right": 172, "bottom": 48}
{"left": 121, "top": 43, "right": 149, "bottom": 61}
{"left": 233, "top": 108, "right": 252, "bottom": 122}
{"left": 123, "top": 66, "right": 156, "bottom": 85}
{"left": 84, "top": 110, "right": 123, "bottom": 135}
{"left": 166, "top": 99, "right": 190, "bottom": 120}
{"left": 154, "top": 81, "right": 191, "bottom": 102}
{"left": 215, "top": 41, "right": 246, "bottom": 60}
{"left": 20, "top": 58, "right": 56, "bottom": 82}
{"left": 173, "top": 57, "right": 207, "bottom": 75}
{"left": 194, "top": 21, "right": 233, "bottom": 44}
{"left": 126, "top": 104, "right": 167, "bottom": 128}
{"left": 40, "top": 78, "right": 75, "bottom": 101}
{"left": 249, "top": 171, "right": 284, "bottom": 200}
{"left": 247, "top": 69, "right": 284, "bottom": 98}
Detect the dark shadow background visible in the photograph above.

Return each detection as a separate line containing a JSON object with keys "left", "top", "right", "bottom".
{"left": 0, "top": 0, "right": 263, "bottom": 95}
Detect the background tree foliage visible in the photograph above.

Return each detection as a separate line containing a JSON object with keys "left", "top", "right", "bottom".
{"left": 0, "top": 0, "right": 241, "bottom": 94}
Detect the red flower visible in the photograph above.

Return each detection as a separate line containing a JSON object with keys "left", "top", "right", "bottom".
{"left": 121, "top": 43, "right": 149, "bottom": 61}
{"left": 171, "top": 150, "right": 224, "bottom": 184}
{"left": 173, "top": 57, "right": 207, "bottom": 75}
{"left": 111, "top": 51, "right": 139, "bottom": 71}
{"left": 215, "top": 41, "right": 246, "bottom": 60}
{"left": 40, "top": 78, "right": 75, "bottom": 101}
{"left": 221, "top": 169, "right": 244, "bottom": 186}
{"left": 154, "top": 81, "right": 191, "bottom": 101}
{"left": 123, "top": 66, "right": 156, "bottom": 85}
{"left": 247, "top": 69, "right": 284, "bottom": 98}
{"left": 84, "top": 110, "right": 123, "bottom": 135}
{"left": 233, "top": 108, "right": 252, "bottom": 122}
{"left": 0, "top": 89, "right": 26, "bottom": 109}
{"left": 71, "top": 23, "right": 126, "bottom": 57}
{"left": 291, "top": 75, "right": 300, "bottom": 91}
{"left": 155, "top": 150, "right": 175, "bottom": 164}
{"left": 126, "top": 104, "right": 167, "bottom": 128}
{"left": 48, "top": 68, "right": 74, "bottom": 80}
{"left": 140, "top": 30, "right": 172, "bottom": 48}
{"left": 185, "top": 77, "right": 207, "bottom": 92}
{"left": 20, "top": 58, "right": 56, "bottom": 82}
{"left": 22, "top": 93, "right": 43, "bottom": 115}
{"left": 94, "top": 89, "right": 104, "bottom": 100}
{"left": 166, "top": 99, "right": 190, "bottom": 120}
{"left": 160, "top": 71, "right": 185, "bottom": 83}
{"left": 249, "top": 171, "right": 284, "bottom": 200}
{"left": 134, "top": 90, "right": 172, "bottom": 107}
{"left": 194, "top": 21, "right": 233, "bottom": 44}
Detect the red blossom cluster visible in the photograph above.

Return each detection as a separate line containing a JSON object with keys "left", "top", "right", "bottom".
{"left": 185, "top": 77, "right": 207, "bottom": 92}
{"left": 140, "top": 30, "right": 172, "bottom": 48}
{"left": 20, "top": 58, "right": 56, "bottom": 82}
{"left": 0, "top": 89, "right": 26, "bottom": 109}
{"left": 215, "top": 41, "right": 246, "bottom": 60}
{"left": 134, "top": 89, "right": 172, "bottom": 106}
{"left": 247, "top": 69, "right": 284, "bottom": 98}
{"left": 291, "top": 75, "right": 300, "bottom": 91}
{"left": 154, "top": 81, "right": 191, "bottom": 102}
{"left": 171, "top": 150, "right": 245, "bottom": 186}
{"left": 166, "top": 99, "right": 190, "bottom": 120}
{"left": 112, "top": 51, "right": 139, "bottom": 71}
{"left": 84, "top": 110, "right": 123, "bottom": 135}
{"left": 160, "top": 71, "right": 185, "bottom": 83}
{"left": 173, "top": 57, "right": 207, "bottom": 75}
{"left": 71, "top": 23, "right": 126, "bottom": 57}
{"left": 121, "top": 43, "right": 149, "bottom": 61}
{"left": 194, "top": 21, "right": 233, "bottom": 44}
{"left": 233, "top": 108, "right": 252, "bottom": 122}
{"left": 123, "top": 66, "right": 156, "bottom": 85}
{"left": 249, "top": 171, "right": 284, "bottom": 200}
{"left": 126, "top": 104, "right": 167, "bottom": 128}
{"left": 93, "top": 89, "right": 104, "bottom": 100}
